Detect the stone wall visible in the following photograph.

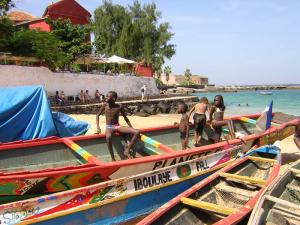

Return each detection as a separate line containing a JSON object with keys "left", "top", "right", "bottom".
{"left": 0, "top": 65, "right": 159, "bottom": 97}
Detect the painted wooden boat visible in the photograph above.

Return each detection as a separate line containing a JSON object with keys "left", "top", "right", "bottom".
{"left": 248, "top": 158, "right": 300, "bottom": 225}
{"left": 0, "top": 145, "right": 244, "bottom": 225}
{"left": 0, "top": 113, "right": 297, "bottom": 203}
{"left": 137, "top": 145, "right": 281, "bottom": 225}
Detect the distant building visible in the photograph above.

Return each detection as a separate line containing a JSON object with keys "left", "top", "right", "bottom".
{"left": 9, "top": 0, "right": 91, "bottom": 40}
{"left": 164, "top": 74, "right": 209, "bottom": 86}
{"left": 8, "top": 11, "right": 37, "bottom": 24}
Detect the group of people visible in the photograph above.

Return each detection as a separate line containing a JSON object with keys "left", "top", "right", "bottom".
{"left": 176, "top": 95, "right": 235, "bottom": 149}
{"left": 55, "top": 91, "right": 66, "bottom": 106}
{"left": 94, "top": 90, "right": 300, "bottom": 162}
{"left": 95, "top": 91, "right": 237, "bottom": 161}
{"left": 55, "top": 90, "right": 105, "bottom": 105}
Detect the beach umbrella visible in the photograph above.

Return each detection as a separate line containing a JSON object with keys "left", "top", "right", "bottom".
{"left": 106, "top": 55, "right": 136, "bottom": 64}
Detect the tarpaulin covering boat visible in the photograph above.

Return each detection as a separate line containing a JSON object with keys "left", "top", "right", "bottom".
{"left": 0, "top": 85, "right": 89, "bottom": 142}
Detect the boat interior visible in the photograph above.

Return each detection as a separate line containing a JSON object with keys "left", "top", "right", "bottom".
{"left": 257, "top": 162, "right": 300, "bottom": 225}
{"left": 152, "top": 151, "right": 278, "bottom": 225}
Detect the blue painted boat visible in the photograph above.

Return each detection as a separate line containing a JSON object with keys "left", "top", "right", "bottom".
{"left": 0, "top": 146, "right": 243, "bottom": 225}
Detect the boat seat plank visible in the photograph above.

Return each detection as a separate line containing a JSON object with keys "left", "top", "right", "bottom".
{"left": 267, "top": 208, "right": 300, "bottom": 225}
{"left": 219, "top": 172, "right": 266, "bottom": 186}
{"left": 180, "top": 197, "right": 237, "bottom": 216}
{"left": 286, "top": 184, "right": 300, "bottom": 193}
{"left": 290, "top": 168, "right": 300, "bottom": 175}
{"left": 247, "top": 156, "right": 276, "bottom": 164}
{"left": 265, "top": 195, "right": 300, "bottom": 210}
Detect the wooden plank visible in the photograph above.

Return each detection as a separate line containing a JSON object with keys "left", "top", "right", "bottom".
{"left": 63, "top": 139, "right": 102, "bottom": 164}
{"left": 219, "top": 172, "right": 266, "bottom": 186}
{"left": 247, "top": 156, "right": 276, "bottom": 164}
{"left": 290, "top": 168, "right": 300, "bottom": 174}
{"left": 140, "top": 134, "right": 174, "bottom": 153}
{"left": 265, "top": 195, "right": 300, "bottom": 210}
{"left": 286, "top": 184, "right": 300, "bottom": 193}
{"left": 181, "top": 197, "right": 237, "bottom": 216}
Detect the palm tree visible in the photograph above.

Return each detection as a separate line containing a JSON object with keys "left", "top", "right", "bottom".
{"left": 184, "top": 68, "right": 192, "bottom": 85}
{"left": 164, "top": 66, "right": 172, "bottom": 85}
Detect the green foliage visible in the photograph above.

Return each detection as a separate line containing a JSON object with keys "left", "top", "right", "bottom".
{"left": 179, "top": 80, "right": 196, "bottom": 86}
{"left": 94, "top": 0, "right": 175, "bottom": 73}
{"left": 184, "top": 68, "right": 192, "bottom": 84}
{"left": 46, "top": 18, "right": 92, "bottom": 62}
{"left": 164, "top": 66, "right": 171, "bottom": 83}
{"left": 9, "top": 29, "right": 67, "bottom": 70}
{"left": 0, "top": 16, "right": 14, "bottom": 51}
{"left": 0, "top": 0, "right": 14, "bottom": 16}
{"left": 154, "top": 77, "right": 164, "bottom": 87}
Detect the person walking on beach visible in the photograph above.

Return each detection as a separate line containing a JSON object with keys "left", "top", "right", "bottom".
{"left": 188, "top": 97, "right": 208, "bottom": 146}
{"left": 174, "top": 102, "right": 190, "bottom": 150}
{"left": 141, "top": 84, "right": 147, "bottom": 101}
{"left": 208, "top": 95, "right": 235, "bottom": 143}
{"left": 96, "top": 91, "right": 140, "bottom": 160}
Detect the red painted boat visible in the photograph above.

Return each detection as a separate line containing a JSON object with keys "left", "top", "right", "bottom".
{"left": 137, "top": 145, "right": 281, "bottom": 225}
{"left": 0, "top": 113, "right": 297, "bottom": 203}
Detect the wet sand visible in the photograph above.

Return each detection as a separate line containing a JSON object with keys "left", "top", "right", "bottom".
{"left": 70, "top": 113, "right": 300, "bottom": 172}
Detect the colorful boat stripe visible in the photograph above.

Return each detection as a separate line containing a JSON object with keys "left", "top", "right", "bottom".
{"left": 140, "top": 134, "right": 174, "bottom": 153}
{"left": 239, "top": 116, "right": 279, "bottom": 127}
{"left": 63, "top": 139, "right": 102, "bottom": 165}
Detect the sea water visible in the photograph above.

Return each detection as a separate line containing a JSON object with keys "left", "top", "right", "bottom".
{"left": 192, "top": 89, "right": 300, "bottom": 116}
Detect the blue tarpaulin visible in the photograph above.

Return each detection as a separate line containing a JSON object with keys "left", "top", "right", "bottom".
{"left": 0, "top": 85, "right": 90, "bottom": 143}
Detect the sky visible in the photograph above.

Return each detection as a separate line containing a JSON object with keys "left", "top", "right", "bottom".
{"left": 12, "top": 0, "right": 300, "bottom": 85}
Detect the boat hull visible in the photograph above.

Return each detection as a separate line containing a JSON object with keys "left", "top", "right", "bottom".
{"left": 0, "top": 147, "right": 242, "bottom": 225}
{"left": 0, "top": 113, "right": 297, "bottom": 201}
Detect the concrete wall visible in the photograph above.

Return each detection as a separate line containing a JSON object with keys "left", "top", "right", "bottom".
{"left": 0, "top": 65, "right": 159, "bottom": 97}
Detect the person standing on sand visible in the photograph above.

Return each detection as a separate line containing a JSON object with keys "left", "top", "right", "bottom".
{"left": 188, "top": 97, "right": 208, "bottom": 146}
{"left": 141, "top": 84, "right": 147, "bottom": 101}
{"left": 174, "top": 103, "right": 190, "bottom": 150}
{"left": 208, "top": 95, "right": 235, "bottom": 143}
{"left": 96, "top": 91, "right": 140, "bottom": 161}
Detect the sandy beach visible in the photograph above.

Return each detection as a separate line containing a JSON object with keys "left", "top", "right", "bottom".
{"left": 70, "top": 113, "right": 300, "bottom": 172}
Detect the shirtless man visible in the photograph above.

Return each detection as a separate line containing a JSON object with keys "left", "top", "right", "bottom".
{"left": 96, "top": 91, "right": 140, "bottom": 161}
{"left": 188, "top": 97, "right": 208, "bottom": 146}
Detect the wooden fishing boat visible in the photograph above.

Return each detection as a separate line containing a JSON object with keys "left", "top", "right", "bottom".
{"left": 137, "top": 145, "right": 281, "bottom": 225}
{"left": 0, "top": 113, "right": 297, "bottom": 203}
{"left": 248, "top": 159, "right": 300, "bottom": 225}
{"left": 0, "top": 145, "right": 243, "bottom": 225}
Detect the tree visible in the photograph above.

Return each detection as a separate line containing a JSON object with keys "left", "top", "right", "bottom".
{"left": 93, "top": 0, "right": 175, "bottom": 73}
{"left": 0, "top": 17, "right": 14, "bottom": 51}
{"left": 46, "top": 18, "right": 92, "bottom": 63}
{"left": 9, "top": 29, "right": 68, "bottom": 70}
{"left": 164, "top": 66, "right": 171, "bottom": 85}
{"left": 184, "top": 68, "right": 192, "bottom": 85}
{"left": 0, "top": 0, "right": 14, "bottom": 16}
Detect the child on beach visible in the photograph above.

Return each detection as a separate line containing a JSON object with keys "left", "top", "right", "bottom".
{"left": 188, "top": 97, "right": 208, "bottom": 146}
{"left": 174, "top": 103, "right": 189, "bottom": 150}
{"left": 208, "top": 95, "right": 235, "bottom": 143}
{"left": 96, "top": 91, "right": 140, "bottom": 161}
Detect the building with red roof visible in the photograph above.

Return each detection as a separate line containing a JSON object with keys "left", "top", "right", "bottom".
{"left": 11, "top": 0, "right": 91, "bottom": 39}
